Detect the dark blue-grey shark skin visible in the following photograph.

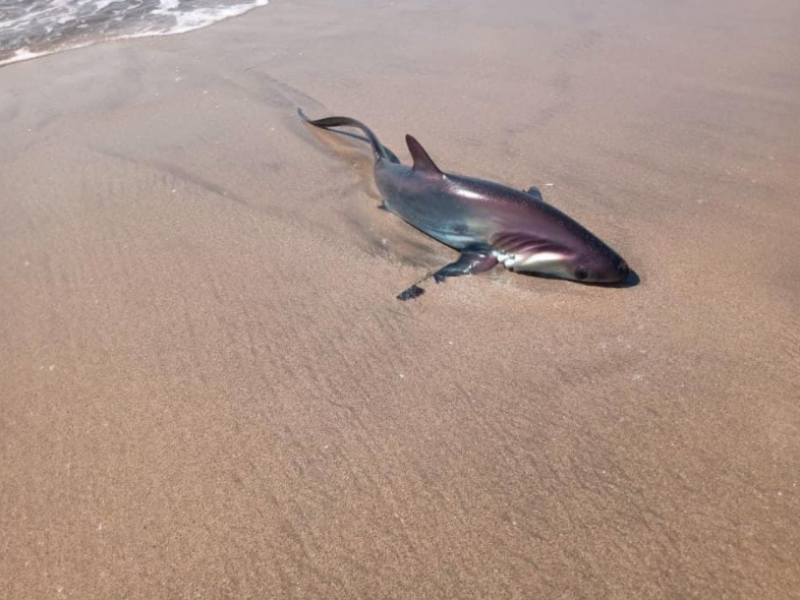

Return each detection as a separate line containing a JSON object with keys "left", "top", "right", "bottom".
{"left": 299, "top": 109, "right": 630, "bottom": 299}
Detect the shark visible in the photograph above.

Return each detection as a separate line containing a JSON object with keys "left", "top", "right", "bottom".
{"left": 299, "top": 109, "right": 631, "bottom": 300}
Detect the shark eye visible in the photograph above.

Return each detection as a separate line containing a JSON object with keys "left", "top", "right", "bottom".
{"left": 575, "top": 267, "right": 588, "bottom": 280}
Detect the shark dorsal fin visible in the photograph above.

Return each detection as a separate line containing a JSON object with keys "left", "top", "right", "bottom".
{"left": 406, "top": 135, "right": 443, "bottom": 175}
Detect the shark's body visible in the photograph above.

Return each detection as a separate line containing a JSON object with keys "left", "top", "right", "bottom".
{"left": 299, "top": 109, "right": 630, "bottom": 299}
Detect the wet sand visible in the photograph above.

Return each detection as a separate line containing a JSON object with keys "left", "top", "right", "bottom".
{"left": 1, "top": 0, "right": 799, "bottom": 598}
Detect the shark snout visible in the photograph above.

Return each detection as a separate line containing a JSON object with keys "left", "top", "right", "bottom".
{"left": 575, "top": 253, "right": 630, "bottom": 284}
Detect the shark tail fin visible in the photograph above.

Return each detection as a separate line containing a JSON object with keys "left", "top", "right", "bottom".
{"left": 298, "top": 108, "right": 389, "bottom": 161}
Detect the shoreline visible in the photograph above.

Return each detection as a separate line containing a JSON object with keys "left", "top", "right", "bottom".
{"left": 0, "top": 0, "right": 272, "bottom": 68}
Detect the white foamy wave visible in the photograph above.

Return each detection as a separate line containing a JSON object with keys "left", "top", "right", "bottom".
{"left": 0, "top": 0, "right": 270, "bottom": 67}
{"left": 153, "top": 0, "right": 268, "bottom": 35}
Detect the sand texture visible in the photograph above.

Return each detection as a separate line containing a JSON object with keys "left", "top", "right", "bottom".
{"left": 1, "top": 0, "right": 799, "bottom": 598}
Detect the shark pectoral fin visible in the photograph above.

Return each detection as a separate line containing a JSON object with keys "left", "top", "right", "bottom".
{"left": 397, "top": 285, "right": 425, "bottom": 301}
{"left": 525, "top": 187, "right": 543, "bottom": 201}
{"left": 433, "top": 250, "right": 498, "bottom": 283}
{"left": 405, "top": 135, "right": 444, "bottom": 175}
{"left": 396, "top": 250, "right": 497, "bottom": 301}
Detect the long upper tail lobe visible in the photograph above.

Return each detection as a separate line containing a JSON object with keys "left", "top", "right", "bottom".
{"left": 298, "top": 108, "right": 391, "bottom": 161}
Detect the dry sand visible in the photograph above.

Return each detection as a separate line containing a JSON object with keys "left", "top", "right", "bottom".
{"left": 2, "top": 0, "right": 800, "bottom": 597}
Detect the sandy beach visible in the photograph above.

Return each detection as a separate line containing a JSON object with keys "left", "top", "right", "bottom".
{"left": 2, "top": 0, "right": 799, "bottom": 597}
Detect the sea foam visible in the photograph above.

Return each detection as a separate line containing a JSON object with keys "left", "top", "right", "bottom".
{"left": 0, "top": 0, "right": 269, "bottom": 67}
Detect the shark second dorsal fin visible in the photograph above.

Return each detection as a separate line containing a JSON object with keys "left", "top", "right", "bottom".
{"left": 406, "top": 135, "right": 443, "bottom": 175}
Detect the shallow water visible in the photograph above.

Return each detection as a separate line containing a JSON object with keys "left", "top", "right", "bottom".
{"left": 0, "top": 0, "right": 269, "bottom": 66}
